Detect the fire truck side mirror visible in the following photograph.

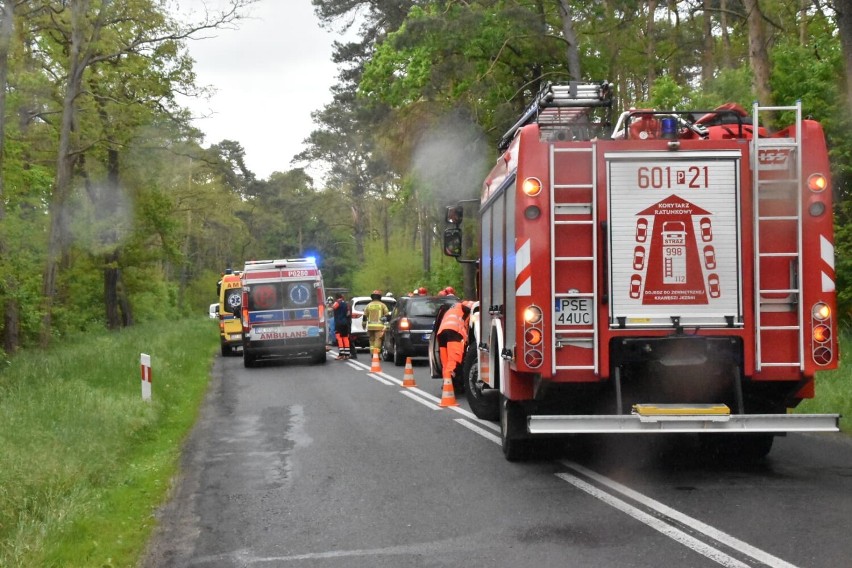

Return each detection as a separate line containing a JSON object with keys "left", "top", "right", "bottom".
{"left": 443, "top": 227, "right": 462, "bottom": 257}
{"left": 446, "top": 205, "right": 464, "bottom": 225}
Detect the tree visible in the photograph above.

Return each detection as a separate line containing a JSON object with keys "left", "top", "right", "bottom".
{"left": 34, "top": 0, "right": 255, "bottom": 344}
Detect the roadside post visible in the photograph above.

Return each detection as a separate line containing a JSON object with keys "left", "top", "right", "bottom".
{"left": 140, "top": 353, "right": 152, "bottom": 401}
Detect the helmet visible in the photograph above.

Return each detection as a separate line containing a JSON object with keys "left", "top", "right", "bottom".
{"left": 437, "top": 290, "right": 447, "bottom": 297}
{"left": 444, "top": 286, "right": 455, "bottom": 296}
{"left": 326, "top": 296, "right": 334, "bottom": 304}
{"left": 418, "top": 287, "right": 427, "bottom": 295}
{"left": 371, "top": 289, "right": 382, "bottom": 300}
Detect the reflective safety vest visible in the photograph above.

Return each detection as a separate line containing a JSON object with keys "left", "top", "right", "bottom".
{"left": 437, "top": 303, "right": 468, "bottom": 341}
{"left": 363, "top": 300, "right": 389, "bottom": 330}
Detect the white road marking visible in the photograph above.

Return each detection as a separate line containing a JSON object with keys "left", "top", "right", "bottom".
{"left": 453, "top": 418, "right": 501, "bottom": 444}
{"left": 368, "top": 373, "right": 394, "bottom": 385}
{"left": 555, "top": 472, "right": 752, "bottom": 568}
{"left": 400, "top": 390, "right": 440, "bottom": 410}
{"left": 561, "top": 461, "right": 801, "bottom": 568}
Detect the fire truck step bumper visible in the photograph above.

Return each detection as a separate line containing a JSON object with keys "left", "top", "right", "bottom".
{"left": 528, "top": 412, "right": 840, "bottom": 434}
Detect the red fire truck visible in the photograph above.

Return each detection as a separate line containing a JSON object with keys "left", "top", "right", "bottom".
{"left": 444, "top": 82, "right": 839, "bottom": 460}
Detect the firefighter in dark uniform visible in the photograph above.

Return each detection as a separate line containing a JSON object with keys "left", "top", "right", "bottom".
{"left": 332, "top": 293, "right": 355, "bottom": 360}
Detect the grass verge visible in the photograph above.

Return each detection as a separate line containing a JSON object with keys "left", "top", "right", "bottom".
{"left": 0, "top": 317, "right": 217, "bottom": 567}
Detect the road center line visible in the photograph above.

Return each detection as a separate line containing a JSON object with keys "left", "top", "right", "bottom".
{"left": 555, "top": 472, "right": 752, "bottom": 568}
{"left": 453, "top": 418, "right": 501, "bottom": 444}
{"left": 561, "top": 460, "right": 800, "bottom": 568}
{"left": 400, "top": 390, "right": 440, "bottom": 410}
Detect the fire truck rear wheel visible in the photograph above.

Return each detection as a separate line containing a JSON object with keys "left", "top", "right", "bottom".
{"left": 464, "top": 344, "right": 499, "bottom": 421}
{"left": 500, "top": 395, "right": 532, "bottom": 461}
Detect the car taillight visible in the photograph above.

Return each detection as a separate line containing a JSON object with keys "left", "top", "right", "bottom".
{"left": 399, "top": 318, "right": 410, "bottom": 330}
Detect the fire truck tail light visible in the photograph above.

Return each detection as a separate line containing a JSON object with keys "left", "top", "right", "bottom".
{"left": 524, "top": 206, "right": 541, "bottom": 220}
{"left": 524, "top": 305, "right": 542, "bottom": 324}
{"left": 522, "top": 177, "right": 542, "bottom": 196}
{"left": 525, "top": 328, "right": 543, "bottom": 346}
{"left": 812, "top": 303, "right": 830, "bottom": 321}
{"left": 807, "top": 173, "right": 827, "bottom": 192}
{"left": 813, "top": 324, "right": 830, "bottom": 343}
{"left": 808, "top": 201, "right": 826, "bottom": 217}
{"left": 811, "top": 301, "right": 834, "bottom": 365}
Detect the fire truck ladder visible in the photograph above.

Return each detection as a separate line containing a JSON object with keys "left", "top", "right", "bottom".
{"left": 752, "top": 102, "right": 804, "bottom": 371}
{"left": 551, "top": 143, "right": 599, "bottom": 374}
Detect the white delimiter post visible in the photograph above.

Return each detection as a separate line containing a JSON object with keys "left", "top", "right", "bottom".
{"left": 140, "top": 353, "right": 152, "bottom": 401}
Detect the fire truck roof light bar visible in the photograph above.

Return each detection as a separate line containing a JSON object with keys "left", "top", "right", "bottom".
{"left": 528, "top": 413, "right": 840, "bottom": 434}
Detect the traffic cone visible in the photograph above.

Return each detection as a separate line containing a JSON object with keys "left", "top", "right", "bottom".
{"left": 370, "top": 349, "right": 382, "bottom": 373}
{"left": 439, "top": 375, "right": 459, "bottom": 407}
{"left": 402, "top": 357, "right": 417, "bottom": 387}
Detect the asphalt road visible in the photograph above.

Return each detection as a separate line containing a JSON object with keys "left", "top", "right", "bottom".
{"left": 143, "top": 349, "right": 852, "bottom": 568}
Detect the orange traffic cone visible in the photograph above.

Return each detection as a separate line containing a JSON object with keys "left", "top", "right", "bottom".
{"left": 402, "top": 357, "right": 417, "bottom": 387}
{"left": 370, "top": 349, "right": 382, "bottom": 373}
{"left": 439, "top": 375, "right": 459, "bottom": 407}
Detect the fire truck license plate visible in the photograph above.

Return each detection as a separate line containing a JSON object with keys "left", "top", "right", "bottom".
{"left": 555, "top": 298, "right": 592, "bottom": 325}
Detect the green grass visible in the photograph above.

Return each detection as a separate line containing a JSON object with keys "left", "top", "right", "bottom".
{"left": 0, "top": 317, "right": 218, "bottom": 567}
{"left": 796, "top": 329, "right": 852, "bottom": 432}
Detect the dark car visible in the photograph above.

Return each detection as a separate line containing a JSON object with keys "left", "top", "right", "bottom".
{"left": 382, "top": 295, "right": 457, "bottom": 366}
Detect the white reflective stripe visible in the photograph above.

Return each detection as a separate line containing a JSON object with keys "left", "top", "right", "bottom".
{"left": 517, "top": 276, "right": 532, "bottom": 296}
{"left": 822, "top": 272, "right": 835, "bottom": 292}
{"left": 820, "top": 235, "right": 834, "bottom": 270}
{"left": 516, "top": 239, "right": 531, "bottom": 278}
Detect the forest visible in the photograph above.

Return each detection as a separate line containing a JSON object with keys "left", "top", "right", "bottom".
{"left": 0, "top": 0, "right": 851, "bottom": 355}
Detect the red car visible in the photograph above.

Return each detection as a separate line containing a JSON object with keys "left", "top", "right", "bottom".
{"left": 635, "top": 218, "right": 649, "bottom": 243}
{"left": 629, "top": 274, "right": 642, "bottom": 299}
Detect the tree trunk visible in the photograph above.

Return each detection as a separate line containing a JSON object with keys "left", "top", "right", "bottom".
{"left": 420, "top": 206, "right": 431, "bottom": 275}
{"left": 105, "top": 251, "right": 121, "bottom": 330}
{"left": 646, "top": 0, "right": 657, "bottom": 96}
{"left": 557, "top": 0, "right": 582, "bottom": 81}
{"left": 41, "top": 1, "right": 89, "bottom": 346}
{"left": 701, "top": 0, "right": 714, "bottom": 85}
{"left": 0, "top": 0, "right": 19, "bottom": 353}
{"left": 742, "top": 0, "right": 774, "bottom": 112}
{"left": 835, "top": 0, "right": 852, "bottom": 113}
{"left": 720, "top": 0, "right": 733, "bottom": 69}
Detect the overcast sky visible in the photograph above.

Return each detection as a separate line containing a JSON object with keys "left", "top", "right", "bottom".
{"left": 176, "top": 0, "right": 340, "bottom": 180}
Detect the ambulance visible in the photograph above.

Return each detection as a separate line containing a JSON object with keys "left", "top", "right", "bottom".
{"left": 238, "top": 258, "right": 328, "bottom": 367}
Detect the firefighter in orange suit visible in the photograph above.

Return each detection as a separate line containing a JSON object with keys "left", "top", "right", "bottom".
{"left": 437, "top": 301, "right": 470, "bottom": 380}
